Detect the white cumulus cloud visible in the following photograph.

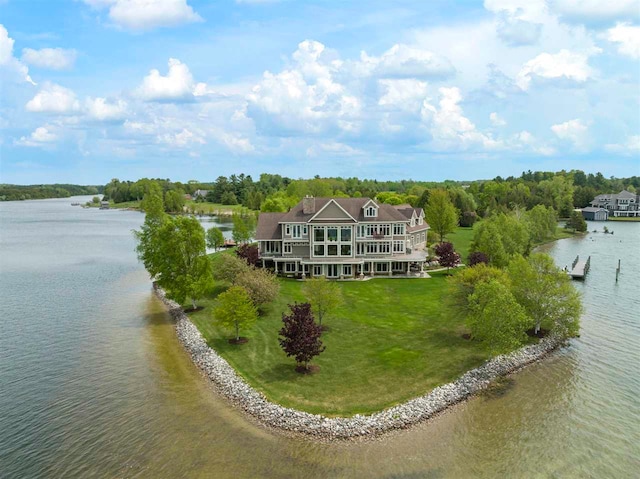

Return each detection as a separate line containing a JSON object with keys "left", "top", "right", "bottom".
{"left": 82, "top": 0, "right": 202, "bottom": 31}
{"left": 551, "top": 118, "right": 589, "bottom": 149}
{"left": 357, "top": 44, "right": 455, "bottom": 79}
{"left": 26, "top": 83, "right": 80, "bottom": 113}
{"left": 0, "top": 24, "right": 35, "bottom": 84}
{"left": 158, "top": 128, "right": 206, "bottom": 147}
{"left": 377, "top": 79, "right": 428, "bottom": 112}
{"left": 516, "top": 49, "right": 593, "bottom": 90}
{"left": 421, "top": 87, "right": 502, "bottom": 150}
{"left": 605, "top": 135, "right": 640, "bottom": 154}
{"left": 549, "top": 0, "right": 639, "bottom": 23}
{"left": 15, "top": 125, "right": 58, "bottom": 147}
{"left": 85, "top": 97, "right": 128, "bottom": 121}
{"left": 21, "top": 47, "right": 77, "bottom": 70}
{"left": 136, "top": 58, "right": 196, "bottom": 101}
{"left": 604, "top": 23, "right": 640, "bottom": 59}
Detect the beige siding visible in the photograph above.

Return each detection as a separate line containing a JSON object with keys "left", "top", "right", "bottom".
{"left": 313, "top": 202, "right": 352, "bottom": 220}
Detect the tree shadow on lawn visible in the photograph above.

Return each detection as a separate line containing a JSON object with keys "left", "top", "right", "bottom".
{"left": 260, "top": 362, "right": 311, "bottom": 383}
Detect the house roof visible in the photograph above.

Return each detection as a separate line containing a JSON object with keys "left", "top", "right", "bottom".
{"left": 617, "top": 190, "right": 637, "bottom": 199}
{"left": 278, "top": 197, "right": 409, "bottom": 223}
{"left": 256, "top": 212, "right": 285, "bottom": 240}
{"left": 582, "top": 207, "right": 608, "bottom": 213}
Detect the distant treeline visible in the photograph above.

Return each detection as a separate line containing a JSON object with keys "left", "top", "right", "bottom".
{"left": 0, "top": 184, "right": 103, "bottom": 201}
{"left": 102, "top": 171, "right": 639, "bottom": 219}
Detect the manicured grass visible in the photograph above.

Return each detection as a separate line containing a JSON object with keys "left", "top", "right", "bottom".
{"left": 188, "top": 274, "right": 490, "bottom": 416}
{"left": 607, "top": 216, "right": 640, "bottom": 222}
{"left": 446, "top": 225, "right": 476, "bottom": 261}
{"left": 185, "top": 201, "right": 254, "bottom": 215}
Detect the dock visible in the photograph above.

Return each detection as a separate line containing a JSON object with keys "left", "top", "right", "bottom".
{"left": 569, "top": 255, "right": 591, "bottom": 279}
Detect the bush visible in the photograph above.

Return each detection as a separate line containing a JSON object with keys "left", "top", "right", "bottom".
{"left": 460, "top": 211, "right": 477, "bottom": 227}
{"left": 213, "top": 254, "right": 250, "bottom": 283}
{"left": 234, "top": 268, "right": 280, "bottom": 307}
{"left": 236, "top": 243, "right": 260, "bottom": 266}
{"left": 468, "top": 251, "right": 489, "bottom": 266}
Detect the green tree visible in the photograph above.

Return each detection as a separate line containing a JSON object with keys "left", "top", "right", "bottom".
{"left": 467, "top": 280, "right": 530, "bottom": 355}
{"left": 212, "top": 254, "right": 250, "bottom": 283}
{"left": 469, "top": 219, "right": 509, "bottom": 267}
{"left": 234, "top": 268, "right": 280, "bottom": 308}
{"left": 565, "top": 210, "right": 587, "bottom": 233}
{"left": 425, "top": 189, "right": 459, "bottom": 242}
{"left": 140, "top": 216, "right": 213, "bottom": 310}
{"left": 447, "top": 263, "right": 510, "bottom": 318}
{"left": 232, "top": 213, "right": 256, "bottom": 244}
{"left": 526, "top": 205, "right": 558, "bottom": 244}
{"left": 134, "top": 183, "right": 167, "bottom": 278}
{"left": 507, "top": 254, "right": 582, "bottom": 337}
{"left": 206, "top": 227, "right": 225, "bottom": 251}
{"left": 302, "top": 277, "right": 343, "bottom": 328}
{"left": 213, "top": 286, "right": 258, "bottom": 342}
{"left": 164, "top": 189, "right": 185, "bottom": 213}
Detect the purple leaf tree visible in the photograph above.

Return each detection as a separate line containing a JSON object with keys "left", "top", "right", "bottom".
{"left": 434, "top": 241, "right": 461, "bottom": 274}
{"left": 279, "top": 303, "right": 325, "bottom": 373}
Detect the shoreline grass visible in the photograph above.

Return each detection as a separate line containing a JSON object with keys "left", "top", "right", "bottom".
{"left": 188, "top": 274, "right": 491, "bottom": 416}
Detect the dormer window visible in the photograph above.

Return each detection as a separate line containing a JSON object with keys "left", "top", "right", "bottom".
{"left": 418, "top": 216, "right": 423, "bottom": 225}
{"left": 365, "top": 206, "right": 377, "bottom": 217}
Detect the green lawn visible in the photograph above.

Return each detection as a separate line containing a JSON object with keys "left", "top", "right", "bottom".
{"left": 188, "top": 274, "right": 490, "bottom": 416}
{"left": 446, "top": 225, "right": 476, "bottom": 261}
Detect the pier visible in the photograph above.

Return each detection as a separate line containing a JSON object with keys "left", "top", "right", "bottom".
{"left": 569, "top": 255, "right": 591, "bottom": 280}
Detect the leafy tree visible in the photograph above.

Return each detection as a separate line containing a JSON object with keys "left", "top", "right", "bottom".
{"left": 236, "top": 243, "right": 260, "bottom": 266}
{"left": 302, "top": 277, "right": 343, "bottom": 328}
{"left": 164, "top": 189, "right": 185, "bottom": 213}
{"left": 220, "top": 191, "right": 238, "bottom": 205}
{"left": 279, "top": 303, "right": 325, "bottom": 372}
{"left": 425, "top": 189, "right": 459, "bottom": 242}
{"left": 467, "top": 280, "right": 530, "bottom": 355}
{"left": 232, "top": 213, "right": 256, "bottom": 244}
{"left": 206, "top": 227, "right": 225, "bottom": 251}
{"left": 468, "top": 251, "right": 489, "bottom": 266}
{"left": 507, "top": 254, "right": 582, "bottom": 337}
{"left": 134, "top": 183, "right": 167, "bottom": 278}
{"left": 214, "top": 286, "right": 258, "bottom": 342}
{"left": 212, "top": 254, "right": 250, "bottom": 283}
{"left": 234, "top": 268, "right": 280, "bottom": 308}
{"left": 434, "top": 242, "right": 460, "bottom": 273}
{"left": 153, "top": 216, "right": 213, "bottom": 309}
{"left": 565, "top": 211, "right": 587, "bottom": 233}
{"left": 447, "top": 263, "right": 510, "bottom": 319}
{"left": 92, "top": 196, "right": 100, "bottom": 204}
{"left": 469, "top": 219, "right": 509, "bottom": 267}
{"left": 526, "top": 205, "right": 558, "bottom": 243}
{"left": 460, "top": 211, "right": 477, "bottom": 227}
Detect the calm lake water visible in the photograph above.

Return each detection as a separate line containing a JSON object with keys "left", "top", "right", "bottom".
{"left": 1, "top": 197, "right": 638, "bottom": 478}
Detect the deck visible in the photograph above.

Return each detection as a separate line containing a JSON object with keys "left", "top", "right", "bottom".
{"left": 569, "top": 255, "right": 591, "bottom": 279}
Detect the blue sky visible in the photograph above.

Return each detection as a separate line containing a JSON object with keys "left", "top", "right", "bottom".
{"left": 1, "top": 0, "right": 638, "bottom": 185}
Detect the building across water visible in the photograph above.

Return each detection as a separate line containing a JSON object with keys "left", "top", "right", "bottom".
{"left": 589, "top": 190, "right": 639, "bottom": 218}
{"left": 256, "top": 196, "right": 429, "bottom": 279}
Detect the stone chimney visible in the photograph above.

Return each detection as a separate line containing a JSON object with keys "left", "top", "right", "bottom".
{"left": 302, "top": 195, "right": 315, "bottom": 215}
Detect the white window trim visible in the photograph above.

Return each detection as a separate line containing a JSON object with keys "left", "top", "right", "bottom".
{"left": 284, "top": 243, "right": 292, "bottom": 254}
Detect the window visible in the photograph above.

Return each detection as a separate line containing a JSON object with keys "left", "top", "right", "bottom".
{"left": 314, "top": 227, "right": 324, "bottom": 242}
{"left": 284, "top": 243, "right": 292, "bottom": 254}
{"left": 357, "top": 225, "right": 366, "bottom": 238}
{"left": 379, "top": 243, "right": 390, "bottom": 254}
{"left": 285, "top": 262, "right": 296, "bottom": 273}
{"left": 393, "top": 241, "right": 404, "bottom": 253}
{"left": 341, "top": 227, "right": 351, "bottom": 242}
{"left": 265, "top": 241, "right": 281, "bottom": 253}
{"left": 328, "top": 244, "right": 338, "bottom": 256}
{"left": 341, "top": 244, "right": 352, "bottom": 256}
{"left": 292, "top": 224, "right": 302, "bottom": 238}
{"left": 375, "top": 263, "right": 388, "bottom": 272}
{"left": 327, "top": 265, "right": 339, "bottom": 277}
{"left": 303, "top": 225, "right": 308, "bottom": 235}
{"left": 314, "top": 244, "right": 325, "bottom": 256}
{"left": 365, "top": 206, "right": 377, "bottom": 217}
{"left": 410, "top": 218, "right": 415, "bottom": 227}
{"left": 418, "top": 216, "right": 423, "bottom": 225}
{"left": 392, "top": 262, "right": 404, "bottom": 271}
{"left": 366, "top": 242, "right": 377, "bottom": 254}
{"left": 327, "top": 228, "right": 338, "bottom": 242}
{"left": 313, "top": 265, "right": 322, "bottom": 276}
{"left": 343, "top": 265, "right": 352, "bottom": 276}
{"left": 393, "top": 224, "right": 404, "bottom": 235}
{"left": 285, "top": 224, "right": 291, "bottom": 236}
{"left": 356, "top": 243, "right": 366, "bottom": 255}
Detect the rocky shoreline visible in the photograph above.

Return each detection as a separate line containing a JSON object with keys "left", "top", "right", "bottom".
{"left": 154, "top": 284, "right": 563, "bottom": 440}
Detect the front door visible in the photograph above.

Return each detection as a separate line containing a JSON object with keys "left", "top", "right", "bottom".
{"left": 327, "top": 264, "right": 339, "bottom": 278}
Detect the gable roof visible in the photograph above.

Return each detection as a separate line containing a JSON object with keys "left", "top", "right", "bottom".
{"left": 278, "top": 197, "right": 408, "bottom": 223}
{"left": 256, "top": 212, "right": 285, "bottom": 240}
{"left": 309, "top": 198, "right": 357, "bottom": 222}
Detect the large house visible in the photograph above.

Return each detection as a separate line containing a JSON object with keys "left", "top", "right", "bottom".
{"left": 256, "top": 196, "right": 429, "bottom": 279}
{"left": 590, "top": 190, "right": 640, "bottom": 217}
